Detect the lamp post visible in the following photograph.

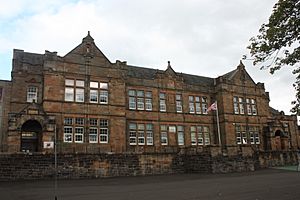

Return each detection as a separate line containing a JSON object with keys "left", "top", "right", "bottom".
{"left": 54, "top": 124, "right": 57, "bottom": 200}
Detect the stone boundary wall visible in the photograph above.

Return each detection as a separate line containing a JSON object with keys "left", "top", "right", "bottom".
{"left": 0, "top": 149, "right": 298, "bottom": 180}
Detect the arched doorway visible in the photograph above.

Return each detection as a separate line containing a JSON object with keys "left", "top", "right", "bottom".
{"left": 274, "top": 130, "right": 284, "bottom": 150}
{"left": 21, "top": 120, "right": 42, "bottom": 152}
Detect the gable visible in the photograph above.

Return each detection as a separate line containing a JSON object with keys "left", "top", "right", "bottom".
{"left": 222, "top": 61, "right": 256, "bottom": 86}
{"left": 63, "top": 31, "right": 111, "bottom": 66}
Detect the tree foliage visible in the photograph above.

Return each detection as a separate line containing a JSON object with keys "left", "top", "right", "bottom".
{"left": 247, "top": 0, "right": 300, "bottom": 114}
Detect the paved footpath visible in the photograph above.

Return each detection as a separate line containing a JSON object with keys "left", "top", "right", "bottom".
{"left": 0, "top": 169, "right": 300, "bottom": 200}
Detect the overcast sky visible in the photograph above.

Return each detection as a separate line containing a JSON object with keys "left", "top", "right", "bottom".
{"left": 0, "top": 0, "right": 296, "bottom": 115}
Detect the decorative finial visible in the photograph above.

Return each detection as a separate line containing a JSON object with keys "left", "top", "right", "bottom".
{"left": 167, "top": 61, "right": 171, "bottom": 67}
{"left": 82, "top": 31, "right": 94, "bottom": 43}
{"left": 238, "top": 60, "right": 245, "bottom": 69}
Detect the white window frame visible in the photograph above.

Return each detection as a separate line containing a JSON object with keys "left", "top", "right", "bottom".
{"left": 177, "top": 126, "right": 184, "bottom": 145}
{"left": 65, "top": 87, "right": 74, "bottom": 102}
{"left": 90, "top": 89, "right": 98, "bottom": 103}
{"left": 89, "top": 127, "right": 98, "bottom": 143}
{"left": 190, "top": 126, "right": 197, "bottom": 145}
{"left": 75, "top": 88, "right": 84, "bottom": 102}
{"left": 100, "top": 128, "right": 109, "bottom": 143}
{"left": 74, "top": 127, "right": 84, "bottom": 143}
{"left": 239, "top": 97, "right": 245, "bottom": 114}
{"left": 202, "top": 97, "right": 208, "bottom": 114}
{"left": 203, "top": 126, "right": 210, "bottom": 145}
{"left": 64, "top": 126, "right": 73, "bottom": 143}
{"left": 129, "top": 96, "right": 136, "bottom": 110}
{"left": 27, "top": 86, "right": 38, "bottom": 103}
{"left": 146, "top": 124, "right": 153, "bottom": 145}
{"left": 159, "top": 93, "right": 166, "bottom": 112}
{"left": 99, "top": 90, "right": 108, "bottom": 104}
{"left": 176, "top": 94, "right": 183, "bottom": 113}
{"left": 145, "top": 91, "right": 152, "bottom": 111}
{"left": 137, "top": 98, "right": 145, "bottom": 110}
{"left": 160, "top": 125, "right": 168, "bottom": 145}
{"left": 129, "top": 123, "right": 137, "bottom": 145}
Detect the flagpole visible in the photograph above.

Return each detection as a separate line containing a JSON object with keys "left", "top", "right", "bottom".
{"left": 216, "top": 101, "right": 221, "bottom": 146}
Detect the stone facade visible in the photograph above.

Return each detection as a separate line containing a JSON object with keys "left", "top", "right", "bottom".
{"left": 0, "top": 32, "right": 299, "bottom": 154}
{"left": 0, "top": 148, "right": 297, "bottom": 180}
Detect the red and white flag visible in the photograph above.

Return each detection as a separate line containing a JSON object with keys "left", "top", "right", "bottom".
{"left": 207, "top": 101, "right": 217, "bottom": 112}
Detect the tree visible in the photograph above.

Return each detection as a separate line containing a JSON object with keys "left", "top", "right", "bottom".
{"left": 246, "top": 0, "right": 300, "bottom": 114}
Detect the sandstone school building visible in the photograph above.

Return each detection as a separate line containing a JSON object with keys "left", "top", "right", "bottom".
{"left": 0, "top": 32, "right": 299, "bottom": 156}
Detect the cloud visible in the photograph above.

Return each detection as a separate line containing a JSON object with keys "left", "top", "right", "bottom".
{"left": 1, "top": 0, "right": 295, "bottom": 114}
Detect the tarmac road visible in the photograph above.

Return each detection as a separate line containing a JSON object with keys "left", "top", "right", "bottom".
{"left": 0, "top": 169, "right": 299, "bottom": 200}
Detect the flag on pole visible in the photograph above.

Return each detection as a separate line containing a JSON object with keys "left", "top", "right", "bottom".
{"left": 207, "top": 101, "right": 217, "bottom": 112}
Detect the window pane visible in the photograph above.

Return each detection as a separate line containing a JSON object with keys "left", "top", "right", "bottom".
{"left": 90, "top": 90, "right": 98, "bottom": 103}
{"left": 160, "top": 99, "right": 166, "bottom": 112}
{"left": 189, "top": 102, "right": 195, "bottom": 113}
{"left": 138, "top": 124, "right": 145, "bottom": 130}
{"left": 74, "top": 127, "right": 84, "bottom": 143}
{"left": 177, "top": 126, "right": 183, "bottom": 131}
{"left": 100, "top": 119, "right": 108, "bottom": 127}
{"left": 90, "top": 81, "right": 98, "bottom": 88}
{"left": 64, "top": 126, "right": 73, "bottom": 143}
{"left": 65, "top": 87, "right": 74, "bottom": 101}
{"left": 27, "top": 86, "right": 38, "bottom": 103}
{"left": 145, "top": 91, "right": 152, "bottom": 98}
{"left": 159, "top": 93, "right": 165, "bottom": 99}
{"left": 65, "top": 79, "right": 74, "bottom": 86}
{"left": 145, "top": 98, "right": 152, "bottom": 111}
{"left": 146, "top": 124, "right": 153, "bottom": 130}
{"left": 176, "top": 101, "right": 182, "bottom": 113}
{"left": 137, "top": 98, "right": 144, "bottom": 110}
{"left": 76, "top": 80, "right": 84, "bottom": 87}
{"left": 89, "top": 118, "right": 98, "bottom": 126}
{"left": 129, "top": 97, "right": 136, "bottom": 110}
{"left": 128, "top": 90, "right": 136, "bottom": 96}
{"left": 169, "top": 126, "right": 176, "bottom": 133}
{"left": 75, "top": 118, "right": 84, "bottom": 125}
{"left": 129, "top": 123, "right": 137, "bottom": 130}
{"left": 100, "top": 128, "right": 108, "bottom": 143}
{"left": 160, "top": 125, "right": 167, "bottom": 131}
{"left": 64, "top": 117, "right": 73, "bottom": 125}
{"left": 161, "top": 132, "right": 168, "bottom": 145}
{"left": 100, "top": 82, "right": 108, "bottom": 89}
{"left": 178, "top": 132, "right": 184, "bottom": 145}
{"left": 89, "top": 128, "right": 98, "bottom": 143}
{"left": 137, "top": 90, "right": 144, "bottom": 97}
{"left": 75, "top": 88, "right": 84, "bottom": 102}
{"left": 100, "top": 90, "right": 108, "bottom": 104}
{"left": 195, "top": 103, "right": 201, "bottom": 114}
{"left": 146, "top": 131, "right": 153, "bottom": 145}
{"left": 191, "top": 132, "right": 197, "bottom": 145}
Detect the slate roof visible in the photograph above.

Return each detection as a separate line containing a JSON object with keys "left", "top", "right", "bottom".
{"left": 222, "top": 68, "right": 238, "bottom": 80}
{"left": 181, "top": 73, "right": 214, "bottom": 86}
{"left": 269, "top": 107, "right": 281, "bottom": 115}
{"left": 126, "top": 65, "right": 158, "bottom": 79}
{"left": 125, "top": 65, "right": 215, "bottom": 86}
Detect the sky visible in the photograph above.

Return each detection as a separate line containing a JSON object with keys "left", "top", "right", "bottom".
{"left": 0, "top": 0, "right": 296, "bottom": 115}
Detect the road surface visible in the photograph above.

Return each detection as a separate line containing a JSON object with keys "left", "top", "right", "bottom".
{"left": 0, "top": 169, "right": 299, "bottom": 200}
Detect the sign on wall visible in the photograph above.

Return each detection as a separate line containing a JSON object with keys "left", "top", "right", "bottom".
{"left": 43, "top": 141, "right": 54, "bottom": 149}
